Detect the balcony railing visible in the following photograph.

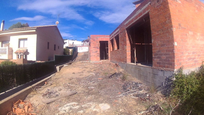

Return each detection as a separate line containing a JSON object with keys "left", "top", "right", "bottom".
{"left": 0, "top": 47, "right": 8, "bottom": 59}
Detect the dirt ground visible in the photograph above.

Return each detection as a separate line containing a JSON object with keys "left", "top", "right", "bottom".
{"left": 22, "top": 55, "right": 170, "bottom": 115}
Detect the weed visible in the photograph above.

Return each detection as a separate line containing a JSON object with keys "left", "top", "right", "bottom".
{"left": 103, "top": 72, "right": 109, "bottom": 76}
{"left": 160, "top": 103, "right": 172, "bottom": 115}
{"left": 149, "top": 83, "right": 157, "bottom": 93}
{"left": 171, "top": 66, "right": 204, "bottom": 114}
{"left": 121, "top": 74, "right": 128, "bottom": 81}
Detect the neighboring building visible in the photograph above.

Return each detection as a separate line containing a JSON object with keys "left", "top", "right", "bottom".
{"left": 64, "top": 39, "right": 83, "bottom": 48}
{"left": 89, "top": 0, "right": 204, "bottom": 87}
{"left": 77, "top": 46, "right": 89, "bottom": 53}
{"left": 0, "top": 24, "right": 64, "bottom": 63}
{"left": 64, "top": 39, "right": 89, "bottom": 53}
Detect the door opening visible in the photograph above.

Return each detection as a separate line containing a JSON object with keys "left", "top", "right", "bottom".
{"left": 100, "top": 41, "right": 108, "bottom": 60}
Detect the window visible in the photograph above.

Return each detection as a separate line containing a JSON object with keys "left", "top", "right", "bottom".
{"left": 54, "top": 44, "right": 56, "bottom": 51}
{"left": 115, "top": 35, "right": 119, "bottom": 49}
{"left": 58, "top": 46, "right": 59, "bottom": 49}
{"left": 47, "top": 42, "right": 49, "bottom": 49}
{"left": 111, "top": 39, "right": 114, "bottom": 51}
{"left": 1, "top": 41, "right": 9, "bottom": 47}
{"left": 19, "top": 39, "right": 27, "bottom": 48}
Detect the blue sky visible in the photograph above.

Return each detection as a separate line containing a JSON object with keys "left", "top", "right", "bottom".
{"left": 1, "top": 0, "right": 204, "bottom": 41}
{"left": 0, "top": 0, "right": 137, "bottom": 41}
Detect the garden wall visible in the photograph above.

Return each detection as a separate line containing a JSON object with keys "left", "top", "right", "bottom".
{"left": 0, "top": 47, "right": 78, "bottom": 93}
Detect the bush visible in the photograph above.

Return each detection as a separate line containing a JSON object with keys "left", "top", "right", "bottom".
{"left": 55, "top": 55, "right": 72, "bottom": 65}
{"left": 0, "top": 53, "right": 75, "bottom": 93}
{"left": 64, "top": 48, "right": 70, "bottom": 55}
{"left": 0, "top": 61, "right": 56, "bottom": 93}
{"left": 0, "top": 60, "right": 17, "bottom": 66}
{"left": 171, "top": 66, "right": 204, "bottom": 115}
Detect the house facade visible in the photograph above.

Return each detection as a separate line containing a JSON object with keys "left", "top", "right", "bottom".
{"left": 0, "top": 25, "right": 64, "bottom": 64}
{"left": 89, "top": 0, "right": 204, "bottom": 87}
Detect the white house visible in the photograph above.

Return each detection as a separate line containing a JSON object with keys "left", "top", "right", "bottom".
{"left": 64, "top": 39, "right": 89, "bottom": 53}
{"left": 0, "top": 23, "right": 64, "bottom": 63}
{"left": 63, "top": 39, "right": 83, "bottom": 48}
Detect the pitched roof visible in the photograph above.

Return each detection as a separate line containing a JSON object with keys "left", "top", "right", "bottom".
{"left": 0, "top": 25, "right": 56, "bottom": 34}
{"left": 0, "top": 25, "right": 64, "bottom": 43}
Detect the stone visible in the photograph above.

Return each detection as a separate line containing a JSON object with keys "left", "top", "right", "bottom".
{"left": 77, "top": 110, "right": 84, "bottom": 114}
{"left": 58, "top": 102, "right": 79, "bottom": 114}
{"left": 99, "top": 103, "right": 110, "bottom": 111}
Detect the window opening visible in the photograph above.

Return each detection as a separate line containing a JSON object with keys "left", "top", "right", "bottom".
{"left": 111, "top": 39, "right": 114, "bottom": 51}
{"left": 127, "top": 14, "right": 152, "bottom": 66}
{"left": 115, "top": 35, "right": 119, "bottom": 49}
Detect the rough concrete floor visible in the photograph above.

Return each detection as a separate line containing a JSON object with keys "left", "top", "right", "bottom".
{"left": 24, "top": 55, "right": 168, "bottom": 115}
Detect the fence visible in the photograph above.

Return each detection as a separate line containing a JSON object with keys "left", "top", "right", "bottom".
{"left": 55, "top": 55, "right": 72, "bottom": 66}
{"left": 0, "top": 47, "right": 78, "bottom": 93}
{"left": 0, "top": 61, "right": 55, "bottom": 93}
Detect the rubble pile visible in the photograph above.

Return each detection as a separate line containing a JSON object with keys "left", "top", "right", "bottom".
{"left": 108, "top": 72, "right": 123, "bottom": 78}
{"left": 122, "top": 81, "right": 143, "bottom": 91}
{"left": 138, "top": 104, "right": 163, "bottom": 115}
{"left": 7, "top": 100, "right": 36, "bottom": 115}
{"left": 42, "top": 89, "right": 60, "bottom": 98}
{"left": 40, "top": 87, "right": 77, "bottom": 104}
{"left": 117, "top": 81, "right": 151, "bottom": 101}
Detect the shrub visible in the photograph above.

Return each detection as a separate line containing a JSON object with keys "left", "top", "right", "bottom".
{"left": 171, "top": 66, "right": 204, "bottom": 115}
{"left": 0, "top": 54, "right": 74, "bottom": 93}
{"left": 0, "top": 61, "right": 56, "bottom": 93}
{"left": 0, "top": 60, "right": 17, "bottom": 66}
{"left": 64, "top": 48, "right": 70, "bottom": 55}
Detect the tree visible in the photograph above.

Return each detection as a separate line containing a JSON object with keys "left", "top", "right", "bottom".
{"left": 9, "top": 22, "right": 29, "bottom": 30}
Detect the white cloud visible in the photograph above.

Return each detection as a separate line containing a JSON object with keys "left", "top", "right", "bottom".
{"left": 61, "top": 32, "right": 74, "bottom": 38}
{"left": 94, "top": 10, "right": 132, "bottom": 24}
{"left": 84, "top": 21, "right": 94, "bottom": 26}
{"left": 17, "top": 0, "right": 136, "bottom": 24}
{"left": 10, "top": 15, "right": 45, "bottom": 21}
{"left": 59, "top": 25, "right": 85, "bottom": 31}
{"left": 18, "top": 0, "right": 88, "bottom": 21}
{"left": 92, "top": 1, "right": 135, "bottom": 24}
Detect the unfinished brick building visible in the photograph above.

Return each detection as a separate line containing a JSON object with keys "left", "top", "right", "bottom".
{"left": 89, "top": 0, "right": 204, "bottom": 87}
{"left": 89, "top": 35, "right": 110, "bottom": 61}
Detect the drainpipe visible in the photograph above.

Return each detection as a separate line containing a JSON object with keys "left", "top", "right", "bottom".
{"left": 0, "top": 20, "right": 5, "bottom": 31}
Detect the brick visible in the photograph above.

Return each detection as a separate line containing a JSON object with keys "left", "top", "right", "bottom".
{"left": 90, "top": 0, "right": 204, "bottom": 73}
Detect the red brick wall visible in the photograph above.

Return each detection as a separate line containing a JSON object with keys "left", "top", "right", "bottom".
{"left": 110, "top": 0, "right": 175, "bottom": 70}
{"left": 110, "top": 0, "right": 152, "bottom": 64}
{"left": 110, "top": 30, "right": 128, "bottom": 63}
{"left": 168, "top": 0, "right": 204, "bottom": 70}
{"left": 89, "top": 35, "right": 110, "bottom": 61}
{"left": 94, "top": 0, "right": 204, "bottom": 71}
{"left": 149, "top": 0, "right": 175, "bottom": 70}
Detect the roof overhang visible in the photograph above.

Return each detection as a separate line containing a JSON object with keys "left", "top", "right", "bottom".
{"left": 0, "top": 30, "right": 36, "bottom": 36}
{"left": 133, "top": 0, "right": 144, "bottom": 5}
